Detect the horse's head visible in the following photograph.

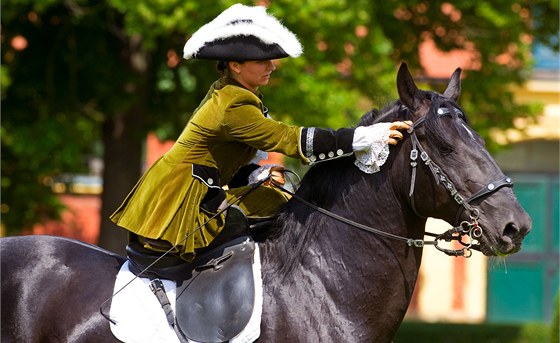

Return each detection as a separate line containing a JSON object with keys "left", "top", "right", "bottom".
{"left": 395, "top": 63, "right": 531, "bottom": 256}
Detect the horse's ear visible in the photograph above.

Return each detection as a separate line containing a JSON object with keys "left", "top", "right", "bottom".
{"left": 397, "top": 63, "right": 419, "bottom": 110}
{"left": 442, "top": 67, "right": 462, "bottom": 101}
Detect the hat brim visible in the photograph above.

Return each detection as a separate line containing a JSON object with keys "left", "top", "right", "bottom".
{"left": 193, "top": 35, "right": 289, "bottom": 61}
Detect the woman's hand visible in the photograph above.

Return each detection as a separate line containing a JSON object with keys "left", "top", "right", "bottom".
{"left": 388, "top": 121, "right": 412, "bottom": 145}
{"left": 268, "top": 166, "right": 286, "bottom": 186}
{"left": 248, "top": 164, "right": 285, "bottom": 186}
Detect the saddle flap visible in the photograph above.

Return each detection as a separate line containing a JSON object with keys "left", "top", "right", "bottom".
{"left": 175, "top": 238, "right": 256, "bottom": 343}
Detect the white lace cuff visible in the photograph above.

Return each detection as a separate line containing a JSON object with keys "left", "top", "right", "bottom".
{"left": 352, "top": 123, "right": 391, "bottom": 174}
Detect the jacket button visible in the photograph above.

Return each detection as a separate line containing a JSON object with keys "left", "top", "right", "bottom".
{"left": 207, "top": 178, "right": 214, "bottom": 185}
{"left": 328, "top": 151, "right": 334, "bottom": 158}
{"left": 309, "top": 155, "right": 317, "bottom": 162}
{"left": 337, "top": 149, "right": 344, "bottom": 156}
{"left": 319, "top": 153, "right": 326, "bottom": 160}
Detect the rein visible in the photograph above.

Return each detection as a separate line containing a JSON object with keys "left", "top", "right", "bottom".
{"left": 275, "top": 105, "right": 513, "bottom": 258}
{"left": 275, "top": 181, "right": 469, "bottom": 257}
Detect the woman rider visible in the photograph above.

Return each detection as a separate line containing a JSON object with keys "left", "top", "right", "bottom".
{"left": 110, "top": 3, "right": 411, "bottom": 262}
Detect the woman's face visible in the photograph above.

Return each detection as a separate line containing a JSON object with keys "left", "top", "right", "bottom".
{"left": 230, "top": 60, "right": 276, "bottom": 92}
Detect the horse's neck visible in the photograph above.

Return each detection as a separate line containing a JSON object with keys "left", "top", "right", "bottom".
{"left": 260, "top": 167, "right": 426, "bottom": 337}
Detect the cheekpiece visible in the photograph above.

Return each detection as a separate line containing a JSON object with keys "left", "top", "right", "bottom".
{"left": 183, "top": 4, "right": 303, "bottom": 61}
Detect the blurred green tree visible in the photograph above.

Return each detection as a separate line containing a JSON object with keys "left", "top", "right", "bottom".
{"left": 1, "top": 0, "right": 557, "bottom": 252}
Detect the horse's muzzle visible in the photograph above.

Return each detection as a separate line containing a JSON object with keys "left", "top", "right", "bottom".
{"left": 489, "top": 210, "right": 531, "bottom": 256}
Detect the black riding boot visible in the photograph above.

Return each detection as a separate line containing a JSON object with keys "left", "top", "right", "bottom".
{"left": 205, "top": 205, "right": 249, "bottom": 250}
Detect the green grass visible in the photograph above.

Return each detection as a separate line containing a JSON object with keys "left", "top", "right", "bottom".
{"left": 394, "top": 322, "right": 554, "bottom": 343}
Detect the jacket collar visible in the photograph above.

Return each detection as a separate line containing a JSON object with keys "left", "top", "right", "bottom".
{"left": 221, "top": 76, "right": 263, "bottom": 99}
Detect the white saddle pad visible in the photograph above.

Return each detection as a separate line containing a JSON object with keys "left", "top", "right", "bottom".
{"left": 109, "top": 244, "right": 263, "bottom": 343}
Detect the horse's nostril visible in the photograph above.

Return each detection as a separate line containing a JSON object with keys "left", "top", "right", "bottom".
{"left": 504, "top": 223, "right": 519, "bottom": 238}
{"left": 499, "top": 223, "right": 530, "bottom": 255}
{"left": 503, "top": 223, "right": 520, "bottom": 240}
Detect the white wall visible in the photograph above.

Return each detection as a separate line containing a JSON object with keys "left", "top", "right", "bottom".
{"left": 407, "top": 218, "right": 487, "bottom": 323}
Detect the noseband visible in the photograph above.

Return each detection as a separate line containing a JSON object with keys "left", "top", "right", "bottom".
{"left": 406, "top": 106, "right": 513, "bottom": 257}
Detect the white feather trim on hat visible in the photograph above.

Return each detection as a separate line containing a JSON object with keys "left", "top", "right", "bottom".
{"left": 183, "top": 4, "right": 303, "bottom": 60}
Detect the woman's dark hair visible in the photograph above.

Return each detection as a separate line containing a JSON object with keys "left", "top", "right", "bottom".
{"left": 217, "top": 60, "right": 229, "bottom": 71}
{"left": 217, "top": 60, "right": 244, "bottom": 75}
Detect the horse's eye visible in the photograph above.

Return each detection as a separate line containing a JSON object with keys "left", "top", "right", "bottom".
{"left": 438, "top": 145, "right": 454, "bottom": 155}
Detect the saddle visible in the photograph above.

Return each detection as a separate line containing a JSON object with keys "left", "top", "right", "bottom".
{"left": 126, "top": 206, "right": 270, "bottom": 343}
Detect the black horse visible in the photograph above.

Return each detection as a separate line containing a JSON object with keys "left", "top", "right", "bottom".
{"left": 1, "top": 64, "right": 531, "bottom": 342}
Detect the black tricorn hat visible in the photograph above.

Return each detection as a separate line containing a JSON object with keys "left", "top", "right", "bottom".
{"left": 183, "top": 4, "right": 303, "bottom": 61}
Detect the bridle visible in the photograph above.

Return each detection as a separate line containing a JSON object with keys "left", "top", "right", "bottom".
{"left": 276, "top": 103, "right": 513, "bottom": 258}
{"left": 406, "top": 105, "right": 513, "bottom": 256}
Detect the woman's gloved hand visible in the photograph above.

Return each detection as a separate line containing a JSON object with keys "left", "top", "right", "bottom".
{"left": 248, "top": 164, "right": 285, "bottom": 186}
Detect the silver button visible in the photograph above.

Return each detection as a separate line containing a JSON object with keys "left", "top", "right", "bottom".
{"left": 336, "top": 149, "right": 344, "bottom": 156}
{"left": 487, "top": 183, "right": 495, "bottom": 190}
{"left": 309, "top": 155, "right": 317, "bottom": 162}
{"left": 207, "top": 178, "right": 214, "bottom": 185}
{"left": 319, "top": 153, "right": 326, "bottom": 160}
{"left": 328, "top": 151, "right": 334, "bottom": 158}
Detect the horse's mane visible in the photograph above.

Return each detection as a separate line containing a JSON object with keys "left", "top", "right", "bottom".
{"left": 265, "top": 93, "right": 468, "bottom": 279}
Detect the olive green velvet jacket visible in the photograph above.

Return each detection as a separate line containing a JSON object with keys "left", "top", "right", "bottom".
{"left": 110, "top": 77, "right": 307, "bottom": 260}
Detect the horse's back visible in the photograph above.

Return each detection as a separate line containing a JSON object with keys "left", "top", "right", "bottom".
{"left": 1, "top": 235, "right": 124, "bottom": 342}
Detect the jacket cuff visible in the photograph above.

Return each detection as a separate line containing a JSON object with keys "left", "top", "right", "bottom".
{"left": 300, "top": 127, "right": 355, "bottom": 164}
